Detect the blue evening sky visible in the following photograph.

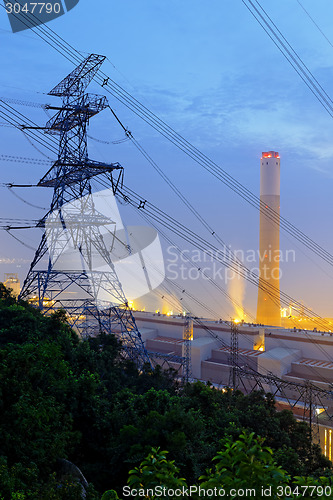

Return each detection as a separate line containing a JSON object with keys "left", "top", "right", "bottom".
{"left": 1, "top": 0, "right": 333, "bottom": 319}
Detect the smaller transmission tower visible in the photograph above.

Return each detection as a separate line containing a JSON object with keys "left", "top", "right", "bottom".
{"left": 182, "top": 315, "right": 193, "bottom": 383}
{"left": 228, "top": 321, "right": 239, "bottom": 390}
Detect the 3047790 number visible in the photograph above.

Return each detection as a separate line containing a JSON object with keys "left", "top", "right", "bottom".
{"left": 5, "top": 2, "right": 61, "bottom": 15}
{"left": 277, "top": 485, "right": 332, "bottom": 497}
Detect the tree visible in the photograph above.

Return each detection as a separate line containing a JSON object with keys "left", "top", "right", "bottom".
{"left": 200, "top": 430, "right": 289, "bottom": 499}
{"left": 182, "top": 382, "right": 331, "bottom": 477}
{"left": 0, "top": 285, "right": 330, "bottom": 497}
{"left": 127, "top": 448, "right": 187, "bottom": 500}
{"left": 103, "top": 434, "right": 332, "bottom": 500}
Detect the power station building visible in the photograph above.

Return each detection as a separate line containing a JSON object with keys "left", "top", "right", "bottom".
{"left": 131, "top": 149, "right": 333, "bottom": 460}
{"left": 3, "top": 273, "right": 20, "bottom": 298}
{"left": 257, "top": 151, "right": 281, "bottom": 326}
{"left": 134, "top": 310, "right": 333, "bottom": 462}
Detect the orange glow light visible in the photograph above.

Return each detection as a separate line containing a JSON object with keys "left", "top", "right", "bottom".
{"left": 262, "top": 151, "right": 280, "bottom": 159}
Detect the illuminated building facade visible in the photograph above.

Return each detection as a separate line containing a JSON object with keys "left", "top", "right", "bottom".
{"left": 134, "top": 311, "right": 333, "bottom": 460}
{"left": 256, "top": 151, "right": 281, "bottom": 326}
{"left": 4, "top": 273, "right": 20, "bottom": 298}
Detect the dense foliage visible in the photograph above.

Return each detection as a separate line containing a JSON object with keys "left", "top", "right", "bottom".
{"left": 0, "top": 284, "right": 330, "bottom": 498}
{"left": 104, "top": 433, "right": 331, "bottom": 500}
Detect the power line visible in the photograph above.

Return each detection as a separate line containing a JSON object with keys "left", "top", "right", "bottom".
{"left": 4, "top": 78, "right": 333, "bottom": 281}
{"left": 241, "top": 0, "right": 333, "bottom": 116}
{"left": 6, "top": 185, "right": 46, "bottom": 210}
{"left": 0, "top": 22, "right": 332, "bottom": 386}
{"left": 117, "top": 183, "right": 332, "bottom": 332}
{"left": 0, "top": 94, "right": 327, "bottom": 329}
{"left": 114, "top": 198, "right": 333, "bottom": 385}
{"left": 0, "top": 96, "right": 48, "bottom": 108}
{"left": 87, "top": 133, "right": 129, "bottom": 145}
{"left": 296, "top": 0, "right": 333, "bottom": 50}
{"left": 0, "top": 154, "right": 51, "bottom": 165}
{"left": 95, "top": 170, "right": 332, "bottom": 336}
{"left": 0, "top": 18, "right": 332, "bottom": 336}
{"left": 0, "top": 101, "right": 58, "bottom": 156}
{"left": 5, "top": 228, "right": 38, "bottom": 251}
{"left": 112, "top": 186, "right": 333, "bottom": 383}
{"left": 1, "top": 3, "right": 333, "bottom": 271}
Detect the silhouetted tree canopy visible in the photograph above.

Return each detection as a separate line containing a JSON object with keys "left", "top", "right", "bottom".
{"left": 0, "top": 285, "right": 330, "bottom": 498}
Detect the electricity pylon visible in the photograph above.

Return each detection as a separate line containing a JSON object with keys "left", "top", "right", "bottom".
{"left": 183, "top": 315, "right": 193, "bottom": 383}
{"left": 19, "top": 54, "right": 151, "bottom": 368}
{"left": 228, "top": 321, "right": 239, "bottom": 390}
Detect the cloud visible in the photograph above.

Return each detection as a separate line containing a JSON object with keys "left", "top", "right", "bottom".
{"left": 122, "top": 61, "right": 333, "bottom": 178}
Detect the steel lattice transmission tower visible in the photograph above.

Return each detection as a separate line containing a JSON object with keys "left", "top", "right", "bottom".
{"left": 228, "top": 322, "right": 239, "bottom": 390}
{"left": 182, "top": 315, "right": 193, "bottom": 383}
{"left": 19, "top": 54, "right": 151, "bottom": 368}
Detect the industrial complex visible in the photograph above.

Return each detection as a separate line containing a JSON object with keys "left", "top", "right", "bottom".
{"left": 131, "top": 151, "right": 333, "bottom": 460}
{"left": 133, "top": 310, "right": 333, "bottom": 460}
{"left": 2, "top": 60, "right": 333, "bottom": 462}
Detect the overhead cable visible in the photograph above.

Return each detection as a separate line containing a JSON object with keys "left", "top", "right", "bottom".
{"left": 1, "top": 4, "right": 333, "bottom": 270}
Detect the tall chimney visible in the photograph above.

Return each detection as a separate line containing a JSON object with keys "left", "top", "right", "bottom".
{"left": 256, "top": 151, "right": 281, "bottom": 326}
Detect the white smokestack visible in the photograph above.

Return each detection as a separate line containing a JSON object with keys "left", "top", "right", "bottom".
{"left": 256, "top": 151, "right": 281, "bottom": 326}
